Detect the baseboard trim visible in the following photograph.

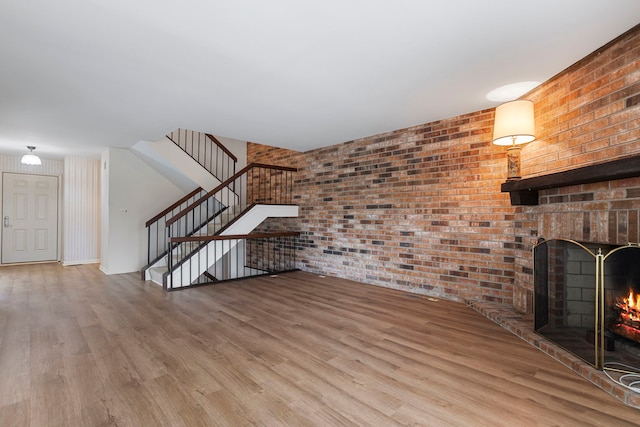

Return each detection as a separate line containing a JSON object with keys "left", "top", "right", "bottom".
{"left": 62, "top": 259, "right": 100, "bottom": 267}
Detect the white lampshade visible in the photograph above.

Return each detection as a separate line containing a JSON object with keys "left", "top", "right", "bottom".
{"left": 21, "top": 146, "right": 42, "bottom": 165}
{"left": 492, "top": 100, "right": 535, "bottom": 146}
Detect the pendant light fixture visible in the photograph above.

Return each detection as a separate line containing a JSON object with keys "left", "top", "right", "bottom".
{"left": 21, "top": 146, "right": 42, "bottom": 166}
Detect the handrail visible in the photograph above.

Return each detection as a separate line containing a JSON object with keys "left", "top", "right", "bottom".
{"left": 166, "top": 162, "right": 297, "bottom": 227}
{"left": 164, "top": 231, "right": 299, "bottom": 289}
{"left": 245, "top": 162, "right": 297, "bottom": 172}
{"left": 205, "top": 133, "right": 237, "bottom": 162}
{"left": 167, "top": 129, "right": 237, "bottom": 183}
{"left": 145, "top": 187, "right": 203, "bottom": 227}
{"left": 171, "top": 231, "right": 300, "bottom": 243}
{"left": 143, "top": 186, "right": 213, "bottom": 268}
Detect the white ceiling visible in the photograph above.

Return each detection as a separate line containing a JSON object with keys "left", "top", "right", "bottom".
{"left": 1, "top": 1, "right": 639, "bottom": 159}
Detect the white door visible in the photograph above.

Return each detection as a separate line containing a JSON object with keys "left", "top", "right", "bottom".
{"left": 2, "top": 173, "right": 58, "bottom": 263}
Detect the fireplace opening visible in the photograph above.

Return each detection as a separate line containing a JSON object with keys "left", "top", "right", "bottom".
{"left": 533, "top": 239, "right": 640, "bottom": 374}
{"left": 603, "top": 245, "right": 640, "bottom": 362}
{"left": 613, "top": 289, "right": 640, "bottom": 342}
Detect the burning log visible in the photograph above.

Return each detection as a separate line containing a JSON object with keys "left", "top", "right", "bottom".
{"left": 611, "top": 323, "right": 640, "bottom": 343}
{"left": 612, "top": 289, "right": 640, "bottom": 343}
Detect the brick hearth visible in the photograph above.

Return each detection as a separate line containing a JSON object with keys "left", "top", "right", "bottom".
{"left": 468, "top": 299, "right": 640, "bottom": 409}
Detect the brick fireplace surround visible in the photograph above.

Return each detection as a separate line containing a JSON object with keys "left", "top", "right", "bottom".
{"left": 249, "top": 25, "right": 640, "bottom": 407}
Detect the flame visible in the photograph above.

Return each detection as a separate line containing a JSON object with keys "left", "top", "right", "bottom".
{"left": 613, "top": 289, "right": 640, "bottom": 342}
{"left": 618, "top": 289, "right": 640, "bottom": 323}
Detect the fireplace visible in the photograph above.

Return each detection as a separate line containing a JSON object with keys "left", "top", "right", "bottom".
{"left": 533, "top": 238, "right": 640, "bottom": 391}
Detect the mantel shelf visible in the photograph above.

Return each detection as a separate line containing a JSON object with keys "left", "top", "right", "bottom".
{"left": 501, "top": 155, "right": 640, "bottom": 205}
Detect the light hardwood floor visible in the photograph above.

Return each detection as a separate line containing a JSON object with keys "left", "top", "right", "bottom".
{"left": 0, "top": 263, "right": 639, "bottom": 426}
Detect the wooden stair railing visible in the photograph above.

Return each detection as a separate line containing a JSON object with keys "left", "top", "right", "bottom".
{"left": 143, "top": 128, "right": 298, "bottom": 289}
{"left": 164, "top": 232, "right": 300, "bottom": 290}
{"left": 143, "top": 131, "right": 241, "bottom": 277}
{"left": 144, "top": 187, "right": 207, "bottom": 271}
{"left": 160, "top": 163, "right": 297, "bottom": 289}
{"left": 166, "top": 163, "right": 297, "bottom": 229}
{"left": 166, "top": 129, "right": 237, "bottom": 183}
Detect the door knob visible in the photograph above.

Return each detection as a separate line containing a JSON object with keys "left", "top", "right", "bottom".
{"left": 3, "top": 216, "right": 9, "bottom": 228}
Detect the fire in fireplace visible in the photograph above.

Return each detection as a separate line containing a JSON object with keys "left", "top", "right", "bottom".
{"left": 612, "top": 289, "right": 640, "bottom": 343}
{"left": 533, "top": 238, "right": 640, "bottom": 371}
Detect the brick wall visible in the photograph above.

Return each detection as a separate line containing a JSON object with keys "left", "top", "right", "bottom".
{"left": 513, "top": 25, "right": 640, "bottom": 312}
{"left": 249, "top": 111, "right": 516, "bottom": 304}
{"left": 249, "top": 24, "right": 640, "bottom": 311}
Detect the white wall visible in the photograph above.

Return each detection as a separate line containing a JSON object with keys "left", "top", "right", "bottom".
{"left": 100, "top": 148, "right": 185, "bottom": 275}
{"left": 131, "top": 137, "right": 220, "bottom": 192}
{"left": 100, "top": 150, "right": 110, "bottom": 272}
{"left": 62, "top": 157, "right": 100, "bottom": 265}
{"left": 217, "top": 135, "right": 247, "bottom": 170}
{"left": 132, "top": 133, "right": 248, "bottom": 193}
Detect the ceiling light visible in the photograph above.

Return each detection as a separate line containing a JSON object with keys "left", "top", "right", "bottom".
{"left": 486, "top": 81, "right": 540, "bottom": 102}
{"left": 21, "top": 146, "right": 42, "bottom": 166}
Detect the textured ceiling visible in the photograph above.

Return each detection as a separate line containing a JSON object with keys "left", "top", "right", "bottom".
{"left": 1, "top": 0, "right": 639, "bottom": 159}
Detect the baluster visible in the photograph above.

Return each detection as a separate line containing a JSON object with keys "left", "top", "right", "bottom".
{"left": 167, "top": 227, "right": 172, "bottom": 290}
{"left": 147, "top": 224, "right": 152, "bottom": 265}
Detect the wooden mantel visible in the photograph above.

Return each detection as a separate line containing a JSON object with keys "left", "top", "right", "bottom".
{"left": 501, "top": 155, "right": 640, "bottom": 205}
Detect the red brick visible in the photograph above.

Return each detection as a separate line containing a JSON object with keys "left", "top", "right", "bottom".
{"left": 249, "top": 26, "right": 640, "bottom": 310}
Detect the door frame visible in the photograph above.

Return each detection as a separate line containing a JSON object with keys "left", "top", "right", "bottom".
{"left": 1, "top": 171, "right": 62, "bottom": 265}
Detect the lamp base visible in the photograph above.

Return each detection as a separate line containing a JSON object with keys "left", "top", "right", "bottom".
{"left": 506, "top": 145, "right": 522, "bottom": 181}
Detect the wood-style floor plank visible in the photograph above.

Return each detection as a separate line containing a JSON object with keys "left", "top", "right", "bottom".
{"left": 0, "top": 263, "right": 639, "bottom": 426}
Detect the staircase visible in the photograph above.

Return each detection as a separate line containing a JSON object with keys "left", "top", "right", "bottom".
{"left": 140, "top": 130, "right": 299, "bottom": 290}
